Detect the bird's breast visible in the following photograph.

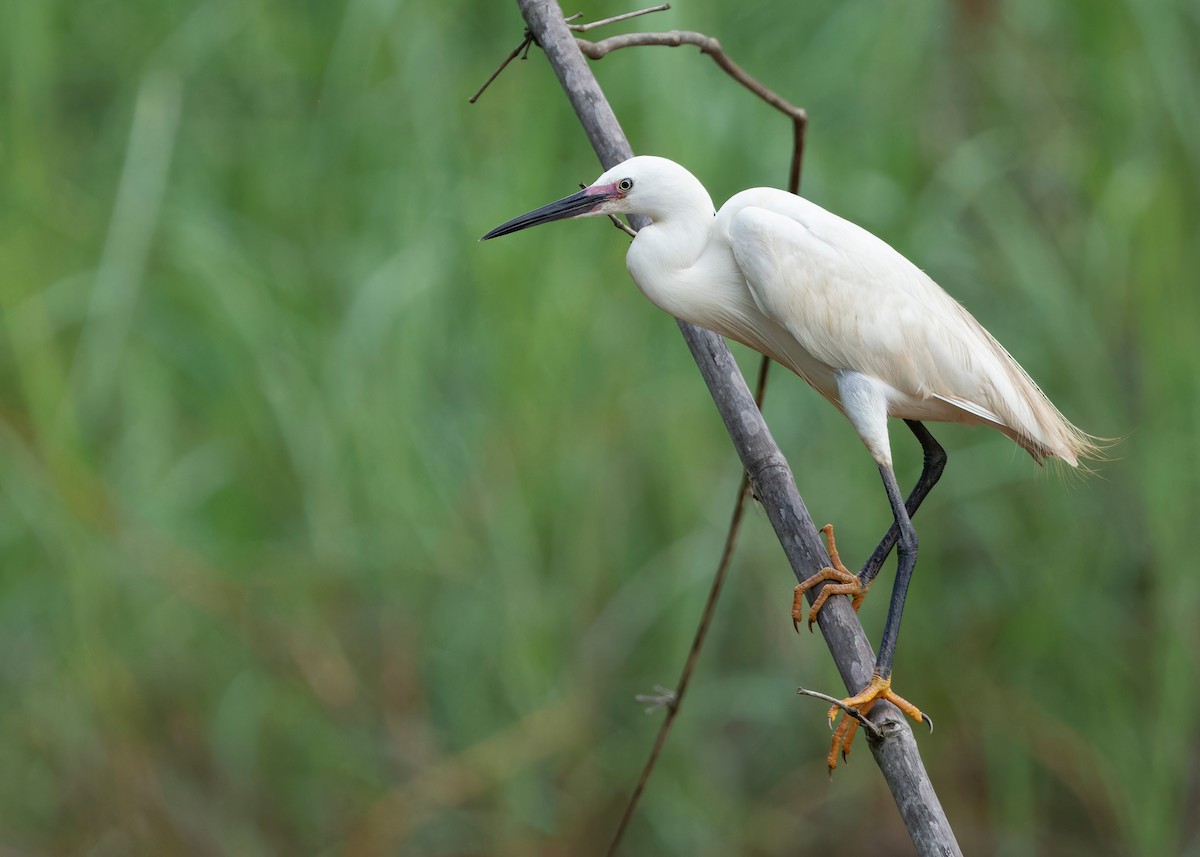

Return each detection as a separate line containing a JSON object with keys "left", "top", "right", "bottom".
{"left": 626, "top": 234, "right": 841, "bottom": 403}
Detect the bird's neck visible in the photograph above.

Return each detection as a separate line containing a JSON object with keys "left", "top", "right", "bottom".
{"left": 626, "top": 209, "right": 718, "bottom": 319}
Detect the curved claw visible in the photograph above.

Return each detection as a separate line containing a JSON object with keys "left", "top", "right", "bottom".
{"left": 818, "top": 674, "right": 930, "bottom": 772}
{"left": 790, "top": 587, "right": 805, "bottom": 634}
{"left": 792, "top": 524, "right": 870, "bottom": 630}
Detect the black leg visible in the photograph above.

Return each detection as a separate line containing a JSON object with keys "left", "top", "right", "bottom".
{"left": 858, "top": 420, "right": 945, "bottom": 589}
{"left": 873, "top": 464, "right": 918, "bottom": 680}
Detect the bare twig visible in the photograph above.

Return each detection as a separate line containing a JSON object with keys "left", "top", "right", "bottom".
{"left": 575, "top": 30, "right": 803, "bottom": 120}
{"left": 507, "top": 2, "right": 962, "bottom": 855}
{"left": 468, "top": 31, "right": 535, "bottom": 103}
{"left": 752, "top": 351, "right": 771, "bottom": 409}
{"left": 469, "top": 6, "right": 674, "bottom": 104}
{"left": 607, "top": 215, "right": 638, "bottom": 238}
{"left": 576, "top": 30, "right": 808, "bottom": 192}
{"left": 568, "top": 3, "right": 671, "bottom": 32}
{"left": 796, "top": 687, "right": 883, "bottom": 738}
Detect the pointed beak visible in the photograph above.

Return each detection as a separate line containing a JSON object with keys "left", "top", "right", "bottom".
{"left": 481, "top": 186, "right": 616, "bottom": 240}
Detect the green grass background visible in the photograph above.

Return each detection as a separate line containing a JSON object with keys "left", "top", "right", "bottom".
{"left": 1, "top": 0, "right": 1197, "bottom": 854}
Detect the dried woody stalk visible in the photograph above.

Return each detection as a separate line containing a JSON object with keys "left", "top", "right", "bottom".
{"left": 484, "top": 2, "right": 963, "bottom": 855}
{"left": 574, "top": 27, "right": 806, "bottom": 194}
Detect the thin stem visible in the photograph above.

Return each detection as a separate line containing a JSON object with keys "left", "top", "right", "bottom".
{"left": 608, "top": 215, "right": 638, "bottom": 238}
{"left": 575, "top": 31, "right": 806, "bottom": 125}
{"left": 796, "top": 687, "right": 884, "bottom": 738}
{"left": 603, "top": 476, "right": 751, "bottom": 856}
{"left": 568, "top": 3, "right": 671, "bottom": 33}
{"left": 604, "top": 352, "right": 770, "bottom": 857}
{"left": 468, "top": 32, "right": 534, "bottom": 103}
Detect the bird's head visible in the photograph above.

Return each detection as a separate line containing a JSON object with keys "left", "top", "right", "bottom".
{"left": 481, "top": 156, "right": 711, "bottom": 240}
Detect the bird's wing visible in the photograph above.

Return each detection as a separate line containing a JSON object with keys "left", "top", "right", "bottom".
{"left": 724, "top": 193, "right": 1097, "bottom": 465}
{"left": 727, "top": 200, "right": 995, "bottom": 407}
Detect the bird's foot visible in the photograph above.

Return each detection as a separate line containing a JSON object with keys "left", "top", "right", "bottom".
{"left": 791, "top": 524, "right": 870, "bottom": 632}
{"left": 825, "top": 673, "right": 929, "bottom": 772}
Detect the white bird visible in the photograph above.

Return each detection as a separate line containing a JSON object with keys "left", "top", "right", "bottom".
{"left": 482, "top": 155, "right": 1100, "bottom": 767}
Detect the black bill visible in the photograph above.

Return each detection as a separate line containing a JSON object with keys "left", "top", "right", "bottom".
{"left": 481, "top": 187, "right": 610, "bottom": 240}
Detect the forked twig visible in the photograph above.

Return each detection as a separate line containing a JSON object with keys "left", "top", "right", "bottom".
{"left": 471, "top": 13, "right": 810, "bottom": 203}
{"left": 471, "top": 4, "right": 671, "bottom": 103}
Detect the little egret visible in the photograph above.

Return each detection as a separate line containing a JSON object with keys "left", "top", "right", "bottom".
{"left": 482, "top": 156, "right": 1100, "bottom": 767}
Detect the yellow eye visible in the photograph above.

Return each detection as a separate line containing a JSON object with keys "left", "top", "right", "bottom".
{"left": 617, "top": 178, "right": 633, "bottom": 193}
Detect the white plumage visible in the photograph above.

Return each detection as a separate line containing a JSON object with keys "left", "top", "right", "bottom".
{"left": 612, "top": 157, "right": 1097, "bottom": 469}
{"left": 482, "top": 154, "right": 1100, "bottom": 763}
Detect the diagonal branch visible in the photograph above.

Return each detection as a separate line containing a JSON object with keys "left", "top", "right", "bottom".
{"left": 510, "top": 2, "right": 963, "bottom": 855}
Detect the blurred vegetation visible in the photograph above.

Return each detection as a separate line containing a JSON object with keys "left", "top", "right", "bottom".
{"left": 0, "top": 0, "right": 1196, "bottom": 854}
